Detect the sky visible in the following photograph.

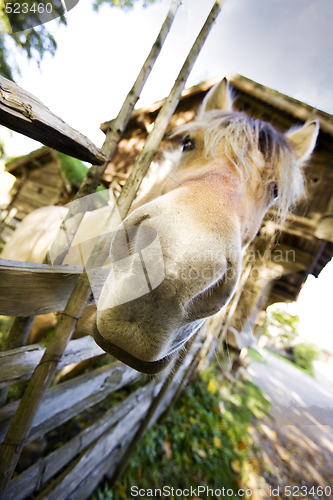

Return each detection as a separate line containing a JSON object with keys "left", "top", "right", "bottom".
{"left": 2, "top": 0, "right": 333, "bottom": 156}
{"left": 292, "top": 259, "right": 333, "bottom": 350}
{"left": 1, "top": 0, "right": 333, "bottom": 348}
{"left": 278, "top": 258, "right": 333, "bottom": 352}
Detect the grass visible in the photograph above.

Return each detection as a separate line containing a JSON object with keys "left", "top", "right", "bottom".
{"left": 91, "top": 364, "right": 271, "bottom": 500}
{"left": 264, "top": 347, "right": 315, "bottom": 378}
{"left": 248, "top": 347, "right": 266, "bottom": 364}
{"left": 0, "top": 315, "right": 14, "bottom": 348}
{"left": 55, "top": 151, "right": 106, "bottom": 192}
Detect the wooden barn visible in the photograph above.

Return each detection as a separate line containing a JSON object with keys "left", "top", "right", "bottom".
{"left": 0, "top": 148, "right": 89, "bottom": 248}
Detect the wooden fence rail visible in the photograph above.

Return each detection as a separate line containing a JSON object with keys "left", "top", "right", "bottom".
{"left": 0, "top": 337, "right": 104, "bottom": 389}
{"left": 1, "top": 332, "right": 205, "bottom": 500}
{"left": 0, "top": 361, "right": 138, "bottom": 442}
{"left": 0, "top": 76, "right": 106, "bottom": 166}
{"left": 0, "top": 260, "right": 82, "bottom": 316}
{"left": 36, "top": 337, "right": 203, "bottom": 500}
{"left": 0, "top": 276, "right": 218, "bottom": 499}
{"left": 6, "top": 381, "right": 154, "bottom": 500}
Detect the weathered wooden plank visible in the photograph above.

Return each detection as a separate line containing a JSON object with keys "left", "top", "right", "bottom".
{"left": 0, "top": 362, "right": 138, "bottom": 444}
{"left": 28, "top": 172, "right": 66, "bottom": 189}
{"left": 14, "top": 190, "right": 62, "bottom": 210}
{"left": 6, "top": 382, "right": 155, "bottom": 500}
{"left": 9, "top": 201, "right": 33, "bottom": 217}
{"left": 28, "top": 173, "right": 65, "bottom": 187}
{"left": 38, "top": 394, "right": 153, "bottom": 500}
{"left": 0, "top": 336, "right": 104, "bottom": 389}
{"left": 13, "top": 192, "right": 45, "bottom": 209}
{"left": 0, "top": 259, "right": 82, "bottom": 316}
{"left": 17, "top": 190, "right": 61, "bottom": 209}
{"left": 70, "top": 432, "right": 137, "bottom": 500}
{"left": 231, "top": 74, "right": 333, "bottom": 136}
{"left": 40, "top": 340, "right": 202, "bottom": 500}
{"left": 74, "top": 428, "right": 144, "bottom": 500}
{"left": 21, "top": 180, "right": 61, "bottom": 197}
{"left": 73, "top": 357, "right": 196, "bottom": 500}
{"left": 0, "top": 76, "right": 106, "bottom": 165}
{"left": 4, "top": 338, "right": 202, "bottom": 499}
{"left": 29, "top": 165, "right": 64, "bottom": 178}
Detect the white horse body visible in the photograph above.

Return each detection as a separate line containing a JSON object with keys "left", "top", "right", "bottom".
{"left": 2, "top": 79, "right": 319, "bottom": 373}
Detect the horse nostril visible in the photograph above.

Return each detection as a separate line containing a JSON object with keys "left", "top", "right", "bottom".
{"left": 183, "top": 258, "right": 239, "bottom": 322}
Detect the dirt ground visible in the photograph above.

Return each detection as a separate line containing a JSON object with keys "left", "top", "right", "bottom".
{"left": 245, "top": 350, "right": 333, "bottom": 499}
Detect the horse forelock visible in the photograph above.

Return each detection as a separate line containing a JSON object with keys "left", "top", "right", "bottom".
{"left": 169, "top": 110, "right": 305, "bottom": 219}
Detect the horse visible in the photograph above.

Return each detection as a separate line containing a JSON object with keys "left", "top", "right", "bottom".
{"left": 2, "top": 78, "right": 319, "bottom": 374}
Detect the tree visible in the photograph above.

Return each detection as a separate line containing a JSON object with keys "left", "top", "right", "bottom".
{"left": 0, "top": 0, "right": 66, "bottom": 80}
{"left": 257, "top": 306, "right": 299, "bottom": 349}
{"left": 93, "top": 0, "right": 156, "bottom": 9}
{"left": 0, "top": 0, "right": 156, "bottom": 81}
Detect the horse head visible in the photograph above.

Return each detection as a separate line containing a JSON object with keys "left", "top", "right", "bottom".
{"left": 94, "top": 78, "right": 319, "bottom": 374}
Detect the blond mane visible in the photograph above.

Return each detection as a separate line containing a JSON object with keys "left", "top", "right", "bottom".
{"left": 171, "top": 110, "right": 305, "bottom": 219}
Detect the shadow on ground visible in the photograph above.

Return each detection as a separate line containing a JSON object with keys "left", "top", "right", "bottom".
{"left": 246, "top": 349, "right": 333, "bottom": 498}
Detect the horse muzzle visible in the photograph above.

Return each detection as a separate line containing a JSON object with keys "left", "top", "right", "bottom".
{"left": 93, "top": 319, "right": 204, "bottom": 374}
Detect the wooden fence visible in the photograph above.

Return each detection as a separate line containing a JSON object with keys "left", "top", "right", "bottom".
{"left": 0, "top": 257, "right": 228, "bottom": 499}
{"left": 0, "top": 2, "right": 227, "bottom": 498}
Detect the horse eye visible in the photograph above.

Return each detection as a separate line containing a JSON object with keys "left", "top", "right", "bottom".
{"left": 271, "top": 183, "right": 279, "bottom": 202}
{"left": 181, "top": 136, "right": 195, "bottom": 152}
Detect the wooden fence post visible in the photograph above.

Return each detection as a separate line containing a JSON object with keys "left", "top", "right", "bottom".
{"left": 116, "top": 0, "right": 223, "bottom": 219}
{"left": 76, "top": 0, "right": 182, "bottom": 199}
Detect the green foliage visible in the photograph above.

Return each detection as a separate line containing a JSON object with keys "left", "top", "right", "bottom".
{"left": 55, "top": 151, "right": 89, "bottom": 189}
{"left": 248, "top": 347, "right": 266, "bottom": 363}
{"left": 0, "top": 136, "right": 5, "bottom": 158}
{"left": 0, "top": 0, "right": 156, "bottom": 81}
{"left": 264, "top": 347, "right": 316, "bottom": 378}
{"left": 260, "top": 307, "right": 299, "bottom": 348}
{"left": 293, "top": 343, "right": 318, "bottom": 376}
{"left": 0, "top": 35, "right": 14, "bottom": 79}
{"left": 0, "top": 315, "right": 14, "bottom": 347}
{"left": 92, "top": 0, "right": 156, "bottom": 11}
{"left": 2, "top": 0, "right": 66, "bottom": 34}
{"left": 0, "top": 1, "right": 66, "bottom": 80}
{"left": 92, "top": 367, "right": 271, "bottom": 499}
{"left": 55, "top": 151, "right": 106, "bottom": 192}
{"left": 270, "top": 309, "right": 299, "bottom": 332}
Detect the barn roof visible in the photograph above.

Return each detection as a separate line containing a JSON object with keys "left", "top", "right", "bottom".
{"left": 102, "top": 74, "right": 333, "bottom": 307}
{"left": 102, "top": 74, "right": 333, "bottom": 136}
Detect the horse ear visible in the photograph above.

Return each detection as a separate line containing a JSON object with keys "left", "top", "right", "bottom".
{"left": 199, "top": 78, "right": 233, "bottom": 114}
{"left": 286, "top": 120, "right": 319, "bottom": 164}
